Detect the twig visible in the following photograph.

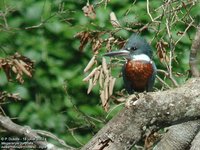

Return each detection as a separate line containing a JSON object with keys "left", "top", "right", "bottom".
{"left": 157, "top": 69, "right": 178, "bottom": 87}
{"left": 25, "top": 13, "right": 56, "bottom": 30}
{"left": 157, "top": 69, "right": 169, "bottom": 76}
{"left": 85, "top": 115, "right": 104, "bottom": 123}
{"left": 156, "top": 75, "right": 172, "bottom": 89}
{"left": 146, "top": 0, "right": 160, "bottom": 23}
{"left": 124, "top": 0, "right": 137, "bottom": 16}
{"left": 25, "top": 22, "right": 44, "bottom": 30}
{"left": 35, "top": 129, "right": 76, "bottom": 149}
{"left": 106, "top": 103, "right": 124, "bottom": 119}
{"left": 175, "top": 20, "right": 194, "bottom": 45}
{"left": 189, "top": 26, "right": 200, "bottom": 77}
{"left": 66, "top": 125, "right": 84, "bottom": 146}
{"left": 0, "top": 107, "right": 6, "bottom": 116}
{"left": 95, "top": 0, "right": 109, "bottom": 8}
{"left": 166, "top": 18, "right": 179, "bottom": 87}
{"left": 146, "top": 0, "right": 154, "bottom": 22}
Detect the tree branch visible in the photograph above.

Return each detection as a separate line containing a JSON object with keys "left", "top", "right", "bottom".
{"left": 153, "top": 120, "right": 200, "bottom": 150}
{"left": 189, "top": 26, "right": 200, "bottom": 77}
{"left": 82, "top": 78, "right": 200, "bottom": 150}
{"left": 190, "top": 129, "right": 200, "bottom": 150}
{"left": 0, "top": 115, "right": 76, "bottom": 150}
{"left": 153, "top": 24, "right": 200, "bottom": 150}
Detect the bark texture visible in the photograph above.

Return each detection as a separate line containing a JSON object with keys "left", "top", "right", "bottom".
{"left": 190, "top": 129, "right": 200, "bottom": 150}
{"left": 82, "top": 78, "right": 200, "bottom": 150}
{"left": 189, "top": 26, "right": 200, "bottom": 77}
{"left": 153, "top": 120, "right": 200, "bottom": 150}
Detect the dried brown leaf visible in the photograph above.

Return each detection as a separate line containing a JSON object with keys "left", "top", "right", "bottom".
{"left": 104, "top": 85, "right": 109, "bottom": 103}
{"left": 100, "top": 90, "right": 105, "bottom": 105}
{"left": 93, "top": 70, "right": 100, "bottom": 85}
{"left": 104, "top": 102, "right": 109, "bottom": 112}
{"left": 1, "top": 63, "right": 12, "bottom": 81}
{"left": 82, "top": 4, "right": 96, "bottom": 19}
{"left": 14, "top": 59, "right": 32, "bottom": 77}
{"left": 109, "top": 77, "right": 116, "bottom": 96}
{"left": 84, "top": 55, "right": 96, "bottom": 73}
{"left": 87, "top": 79, "right": 93, "bottom": 94}
{"left": 102, "top": 57, "right": 108, "bottom": 75}
{"left": 100, "top": 90, "right": 109, "bottom": 112}
{"left": 12, "top": 66, "right": 17, "bottom": 73}
{"left": 0, "top": 53, "right": 34, "bottom": 84}
{"left": 110, "top": 12, "right": 120, "bottom": 27}
{"left": 106, "top": 37, "right": 115, "bottom": 51}
{"left": 99, "top": 69, "right": 103, "bottom": 88}
{"left": 83, "top": 65, "right": 101, "bottom": 82}
{"left": 104, "top": 76, "right": 109, "bottom": 100}
{"left": 156, "top": 41, "right": 170, "bottom": 63}
{"left": 0, "top": 91, "right": 21, "bottom": 101}
{"left": 75, "top": 31, "right": 91, "bottom": 51}
{"left": 92, "top": 39, "right": 102, "bottom": 53}
{"left": 14, "top": 53, "right": 34, "bottom": 69}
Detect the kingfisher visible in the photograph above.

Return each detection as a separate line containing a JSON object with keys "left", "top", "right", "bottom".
{"left": 104, "top": 34, "right": 157, "bottom": 94}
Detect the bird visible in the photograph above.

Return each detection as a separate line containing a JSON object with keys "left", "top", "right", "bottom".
{"left": 104, "top": 34, "right": 157, "bottom": 94}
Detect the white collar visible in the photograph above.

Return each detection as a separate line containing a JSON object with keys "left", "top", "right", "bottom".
{"left": 131, "top": 54, "right": 151, "bottom": 62}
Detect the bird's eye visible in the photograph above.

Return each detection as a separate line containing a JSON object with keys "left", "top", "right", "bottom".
{"left": 131, "top": 46, "right": 137, "bottom": 51}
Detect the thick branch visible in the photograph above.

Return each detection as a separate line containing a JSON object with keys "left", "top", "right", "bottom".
{"left": 189, "top": 26, "right": 200, "bottom": 77}
{"left": 153, "top": 25, "right": 200, "bottom": 150}
{"left": 190, "top": 129, "right": 200, "bottom": 150}
{"left": 82, "top": 78, "right": 200, "bottom": 150}
{"left": 153, "top": 120, "right": 200, "bottom": 150}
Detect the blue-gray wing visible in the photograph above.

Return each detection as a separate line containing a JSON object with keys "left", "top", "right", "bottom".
{"left": 147, "top": 61, "right": 157, "bottom": 92}
{"left": 122, "top": 64, "right": 134, "bottom": 94}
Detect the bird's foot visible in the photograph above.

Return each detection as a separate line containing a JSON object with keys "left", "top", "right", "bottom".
{"left": 125, "top": 92, "right": 147, "bottom": 108}
{"left": 125, "top": 94, "right": 139, "bottom": 108}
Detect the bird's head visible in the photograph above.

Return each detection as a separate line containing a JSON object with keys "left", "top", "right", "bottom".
{"left": 104, "top": 34, "right": 153, "bottom": 60}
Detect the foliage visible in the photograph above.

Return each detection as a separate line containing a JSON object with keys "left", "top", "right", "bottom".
{"left": 0, "top": 0, "right": 199, "bottom": 148}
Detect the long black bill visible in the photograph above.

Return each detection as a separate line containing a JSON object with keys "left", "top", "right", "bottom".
{"left": 104, "top": 50, "right": 130, "bottom": 57}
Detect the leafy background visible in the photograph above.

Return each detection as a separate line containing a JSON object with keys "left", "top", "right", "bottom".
{"left": 0, "top": 0, "right": 199, "bottom": 148}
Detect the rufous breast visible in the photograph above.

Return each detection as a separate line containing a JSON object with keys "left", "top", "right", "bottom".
{"left": 125, "top": 60, "right": 153, "bottom": 92}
